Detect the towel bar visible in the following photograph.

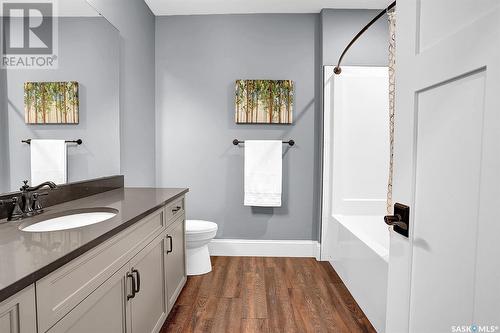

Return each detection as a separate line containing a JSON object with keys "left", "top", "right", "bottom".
{"left": 22, "top": 139, "right": 83, "bottom": 145}
{"left": 233, "top": 139, "right": 295, "bottom": 146}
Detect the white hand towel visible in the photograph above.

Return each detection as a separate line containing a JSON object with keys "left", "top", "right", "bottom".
{"left": 30, "top": 139, "right": 67, "bottom": 185}
{"left": 244, "top": 140, "right": 282, "bottom": 207}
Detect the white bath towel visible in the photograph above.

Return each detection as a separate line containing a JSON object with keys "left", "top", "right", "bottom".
{"left": 30, "top": 139, "right": 67, "bottom": 185}
{"left": 244, "top": 140, "right": 282, "bottom": 207}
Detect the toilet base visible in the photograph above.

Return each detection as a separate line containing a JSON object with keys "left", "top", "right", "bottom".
{"left": 186, "top": 244, "right": 212, "bottom": 275}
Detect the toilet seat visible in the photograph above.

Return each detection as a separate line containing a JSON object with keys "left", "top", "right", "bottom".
{"left": 186, "top": 220, "right": 218, "bottom": 234}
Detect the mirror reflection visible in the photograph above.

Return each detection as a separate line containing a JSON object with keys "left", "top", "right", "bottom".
{"left": 0, "top": 0, "right": 120, "bottom": 193}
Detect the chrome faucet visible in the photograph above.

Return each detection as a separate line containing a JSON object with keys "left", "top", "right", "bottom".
{"left": 0, "top": 180, "right": 57, "bottom": 221}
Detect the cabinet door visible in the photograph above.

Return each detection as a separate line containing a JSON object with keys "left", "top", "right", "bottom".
{"left": 166, "top": 216, "right": 187, "bottom": 311}
{"left": 0, "top": 285, "right": 36, "bottom": 333}
{"left": 129, "top": 234, "right": 167, "bottom": 333}
{"left": 47, "top": 264, "right": 129, "bottom": 333}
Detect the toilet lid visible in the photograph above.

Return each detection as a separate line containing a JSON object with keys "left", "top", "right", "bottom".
{"left": 186, "top": 220, "right": 218, "bottom": 234}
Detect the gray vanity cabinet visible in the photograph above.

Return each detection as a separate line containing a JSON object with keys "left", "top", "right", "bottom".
{"left": 165, "top": 215, "right": 186, "bottom": 312}
{"left": 0, "top": 285, "right": 37, "bottom": 333}
{"left": 0, "top": 194, "right": 187, "bottom": 333}
{"left": 47, "top": 232, "right": 168, "bottom": 333}
{"left": 128, "top": 232, "right": 168, "bottom": 333}
{"left": 47, "top": 264, "right": 129, "bottom": 333}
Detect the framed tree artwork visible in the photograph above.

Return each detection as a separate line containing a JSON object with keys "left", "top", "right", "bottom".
{"left": 235, "top": 80, "right": 294, "bottom": 124}
{"left": 24, "top": 81, "right": 79, "bottom": 124}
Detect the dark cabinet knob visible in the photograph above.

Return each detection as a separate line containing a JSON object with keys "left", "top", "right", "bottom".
{"left": 126, "top": 272, "right": 136, "bottom": 300}
{"left": 132, "top": 268, "right": 140, "bottom": 293}
{"left": 167, "top": 235, "right": 173, "bottom": 254}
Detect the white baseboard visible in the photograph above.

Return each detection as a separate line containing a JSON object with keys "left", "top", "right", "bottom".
{"left": 208, "top": 239, "right": 320, "bottom": 258}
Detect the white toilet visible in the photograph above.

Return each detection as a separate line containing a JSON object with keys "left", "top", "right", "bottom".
{"left": 185, "top": 220, "right": 218, "bottom": 275}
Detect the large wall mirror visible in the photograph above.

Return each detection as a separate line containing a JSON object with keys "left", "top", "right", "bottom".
{"left": 0, "top": 0, "right": 120, "bottom": 193}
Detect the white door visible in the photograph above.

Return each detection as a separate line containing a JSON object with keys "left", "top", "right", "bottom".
{"left": 386, "top": 1, "right": 500, "bottom": 333}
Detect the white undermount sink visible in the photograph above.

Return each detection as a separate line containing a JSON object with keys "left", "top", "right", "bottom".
{"left": 20, "top": 208, "right": 118, "bottom": 232}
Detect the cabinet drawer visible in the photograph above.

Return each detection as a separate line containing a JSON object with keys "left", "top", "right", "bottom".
{"left": 165, "top": 197, "right": 184, "bottom": 226}
{"left": 36, "top": 208, "right": 165, "bottom": 333}
{"left": 0, "top": 285, "right": 37, "bottom": 333}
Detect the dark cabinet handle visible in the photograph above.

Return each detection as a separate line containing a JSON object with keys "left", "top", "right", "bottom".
{"left": 172, "top": 206, "right": 181, "bottom": 213}
{"left": 132, "top": 268, "right": 140, "bottom": 293}
{"left": 126, "top": 272, "right": 136, "bottom": 300}
{"left": 167, "top": 235, "right": 173, "bottom": 254}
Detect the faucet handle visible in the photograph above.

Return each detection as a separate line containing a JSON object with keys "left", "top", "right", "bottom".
{"left": 9, "top": 196, "right": 24, "bottom": 221}
{"left": 32, "top": 192, "right": 48, "bottom": 213}
{"left": 20, "top": 180, "right": 30, "bottom": 192}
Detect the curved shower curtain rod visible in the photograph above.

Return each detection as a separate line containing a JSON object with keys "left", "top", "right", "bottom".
{"left": 333, "top": 0, "right": 396, "bottom": 75}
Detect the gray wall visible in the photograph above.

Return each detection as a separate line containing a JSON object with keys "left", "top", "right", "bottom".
{"left": 156, "top": 14, "right": 321, "bottom": 240}
{"left": 155, "top": 10, "right": 388, "bottom": 241}
{"left": 89, "top": 0, "right": 156, "bottom": 187}
{"left": 321, "top": 9, "right": 389, "bottom": 66}
{"left": 4, "top": 18, "right": 120, "bottom": 191}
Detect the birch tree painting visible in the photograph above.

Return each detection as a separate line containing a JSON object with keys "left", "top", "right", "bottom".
{"left": 24, "top": 82, "right": 79, "bottom": 124}
{"left": 235, "top": 80, "right": 294, "bottom": 124}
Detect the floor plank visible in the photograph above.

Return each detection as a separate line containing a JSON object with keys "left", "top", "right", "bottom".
{"left": 162, "top": 256, "right": 376, "bottom": 333}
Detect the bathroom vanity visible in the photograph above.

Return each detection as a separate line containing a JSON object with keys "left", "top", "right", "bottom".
{"left": 0, "top": 177, "right": 188, "bottom": 333}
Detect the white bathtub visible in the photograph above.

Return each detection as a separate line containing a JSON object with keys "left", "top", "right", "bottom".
{"left": 330, "top": 215, "right": 389, "bottom": 333}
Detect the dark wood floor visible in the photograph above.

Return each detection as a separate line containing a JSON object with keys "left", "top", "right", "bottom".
{"left": 161, "top": 257, "right": 375, "bottom": 333}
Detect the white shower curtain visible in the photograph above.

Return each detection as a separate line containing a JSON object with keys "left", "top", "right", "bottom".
{"left": 387, "top": 8, "right": 396, "bottom": 215}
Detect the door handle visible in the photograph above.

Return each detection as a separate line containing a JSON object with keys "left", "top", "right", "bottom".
{"left": 126, "top": 272, "right": 136, "bottom": 300}
{"left": 384, "top": 203, "right": 410, "bottom": 237}
{"left": 167, "top": 235, "right": 173, "bottom": 254}
{"left": 131, "top": 268, "right": 140, "bottom": 293}
{"left": 172, "top": 206, "right": 181, "bottom": 213}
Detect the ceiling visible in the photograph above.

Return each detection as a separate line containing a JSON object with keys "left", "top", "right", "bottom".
{"left": 59, "top": 0, "right": 100, "bottom": 17}
{"left": 145, "top": 0, "right": 390, "bottom": 16}
{"left": 0, "top": 0, "right": 100, "bottom": 16}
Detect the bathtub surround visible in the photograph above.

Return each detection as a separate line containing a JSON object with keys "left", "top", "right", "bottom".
{"left": 333, "top": 215, "right": 388, "bottom": 332}
{"left": 321, "top": 66, "right": 390, "bottom": 331}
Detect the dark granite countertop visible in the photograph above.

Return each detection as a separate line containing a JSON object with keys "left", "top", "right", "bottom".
{"left": 0, "top": 187, "right": 188, "bottom": 303}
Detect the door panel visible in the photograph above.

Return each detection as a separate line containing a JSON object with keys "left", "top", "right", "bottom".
{"left": 417, "top": 0, "right": 498, "bottom": 52}
{"left": 129, "top": 234, "right": 167, "bottom": 333}
{"left": 48, "top": 264, "right": 129, "bottom": 333}
{"left": 0, "top": 286, "right": 36, "bottom": 333}
{"left": 410, "top": 70, "right": 486, "bottom": 332}
{"left": 166, "top": 217, "right": 186, "bottom": 311}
